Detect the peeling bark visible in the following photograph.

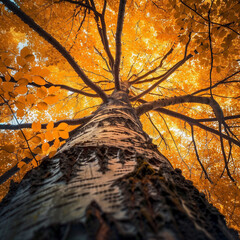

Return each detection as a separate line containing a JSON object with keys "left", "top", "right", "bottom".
{"left": 0, "top": 92, "right": 238, "bottom": 240}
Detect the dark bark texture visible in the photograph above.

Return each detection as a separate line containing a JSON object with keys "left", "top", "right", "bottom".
{"left": 0, "top": 91, "right": 238, "bottom": 240}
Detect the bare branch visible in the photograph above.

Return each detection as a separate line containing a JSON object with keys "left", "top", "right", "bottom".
{"left": 0, "top": 119, "right": 91, "bottom": 184}
{"left": 0, "top": 76, "right": 98, "bottom": 97}
{"left": 130, "top": 53, "right": 194, "bottom": 101}
{"left": 0, "top": 114, "right": 93, "bottom": 130}
{"left": 114, "top": 0, "right": 127, "bottom": 90}
{"left": 89, "top": 0, "right": 114, "bottom": 70}
{"left": 191, "top": 125, "right": 213, "bottom": 183}
{"left": 180, "top": 0, "right": 240, "bottom": 36}
{"left": 0, "top": 95, "right": 37, "bottom": 163}
{"left": 156, "top": 108, "right": 240, "bottom": 148}
{"left": 196, "top": 114, "right": 240, "bottom": 123}
{"left": 1, "top": 0, "right": 108, "bottom": 102}
{"left": 136, "top": 95, "right": 213, "bottom": 116}
{"left": 129, "top": 46, "right": 174, "bottom": 85}
{"left": 191, "top": 71, "right": 240, "bottom": 95}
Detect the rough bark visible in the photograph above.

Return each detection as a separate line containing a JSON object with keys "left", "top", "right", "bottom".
{"left": 0, "top": 92, "right": 238, "bottom": 240}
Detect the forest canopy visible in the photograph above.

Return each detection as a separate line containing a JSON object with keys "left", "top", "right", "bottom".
{"left": 0, "top": 0, "right": 240, "bottom": 232}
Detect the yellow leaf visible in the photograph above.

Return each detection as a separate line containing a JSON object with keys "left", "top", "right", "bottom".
{"left": 2, "top": 144, "right": 15, "bottom": 153}
{"left": 59, "top": 130, "right": 69, "bottom": 139}
{"left": 57, "top": 122, "right": 68, "bottom": 130}
{"left": 32, "top": 121, "right": 41, "bottom": 132}
{"left": 47, "top": 121, "right": 54, "bottom": 130}
{"left": 37, "top": 101, "right": 48, "bottom": 110}
{"left": 44, "top": 95, "right": 58, "bottom": 105}
{"left": 32, "top": 76, "right": 46, "bottom": 85}
{"left": 42, "top": 142, "right": 50, "bottom": 152}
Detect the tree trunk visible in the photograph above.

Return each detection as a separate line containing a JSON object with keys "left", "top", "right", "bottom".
{"left": 0, "top": 91, "right": 238, "bottom": 240}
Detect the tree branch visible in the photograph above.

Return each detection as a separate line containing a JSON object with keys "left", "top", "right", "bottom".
{"left": 89, "top": 0, "right": 114, "bottom": 70}
{"left": 0, "top": 114, "right": 93, "bottom": 130}
{"left": 191, "top": 70, "right": 240, "bottom": 95}
{"left": 129, "top": 46, "right": 174, "bottom": 85}
{"left": 136, "top": 95, "right": 213, "bottom": 116}
{"left": 191, "top": 125, "right": 213, "bottom": 183}
{"left": 180, "top": 0, "right": 240, "bottom": 36}
{"left": 1, "top": 0, "right": 108, "bottom": 102}
{"left": 114, "top": 0, "right": 127, "bottom": 90}
{"left": 130, "top": 53, "right": 194, "bottom": 101}
{"left": 156, "top": 108, "right": 240, "bottom": 148}
{"left": 0, "top": 118, "right": 92, "bottom": 184}
{"left": 0, "top": 76, "right": 99, "bottom": 97}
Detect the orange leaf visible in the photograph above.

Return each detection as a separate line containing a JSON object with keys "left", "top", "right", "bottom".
{"left": 53, "top": 138, "right": 60, "bottom": 148}
{"left": 15, "top": 101, "right": 25, "bottom": 110}
{"left": 48, "top": 86, "right": 60, "bottom": 94}
{"left": 26, "top": 94, "right": 36, "bottom": 105}
{"left": 47, "top": 121, "right": 54, "bottom": 130}
{"left": 17, "top": 161, "right": 26, "bottom": 168}
{"left": 45, "top": 131, "right": 54, "bottom": 141}
{"left": 44, "top": 95, "right": 58, "bottom": 105}
{"left": 18, "top": 78, "right": 29, "bottom": 86}
{"left": 59, "top": 130, "right": 69, "bottom": 139}
{"left": 49, "top": 150, "right": 57, "bottom": 158}
{"left": 5, "top": 74, "right": 11, "bottom": 81}
{"left": 20, "top": 47, "right": 31, "bottom": 58}
{"left": 15, "top": 86, "right": 28, "bottom": 94}
{"left": 31, "top": 159, "right": 38, "bottom": 167}
{"left": 57, "top": 122, "right": 68, "bottom": 130}
{"left": 31, "top": 136, "right": 42, "bottom": 144}
{"left": 36, "top": 86, "right": 47, "bottom": 98}
{"left": 32, "top": 76, "right": 46, "bottom": 85}
{"left": 24, "top": 150, "right": 34, "bottom": 159}
{"left": 32, "top": 147, "right": 42, "bottom": 154}
{"left": 37, "top": 102, "right": 48, "bottom": 110}
{"left": 42, "top": 142, "right": 50, "bottom": 152}
{"left": 32, "top": 121, "right": 41, "bottom": 132}
{"left": 25, "top": 54, "right": 35, "bottom": 62}
{"left": 17, "top": 109, "right": 25, "bottom": 118}
{"left": 2, "top": 144, "right": 15, "bottom": 153}
{"left": 2, "top": 82, "right": 14, "bottom": 92}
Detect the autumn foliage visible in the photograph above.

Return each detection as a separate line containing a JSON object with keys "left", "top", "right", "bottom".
{"left": 0, "top": 0, "right": 240, "bottom": 233}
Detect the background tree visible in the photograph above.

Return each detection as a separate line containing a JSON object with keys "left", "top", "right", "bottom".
{"left": 0, "top": 0, "right": 240, "bottom": 238}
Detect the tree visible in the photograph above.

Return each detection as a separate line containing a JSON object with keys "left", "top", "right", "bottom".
{"left": 0, "top": 0, "right": 240, "bottom": 238}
